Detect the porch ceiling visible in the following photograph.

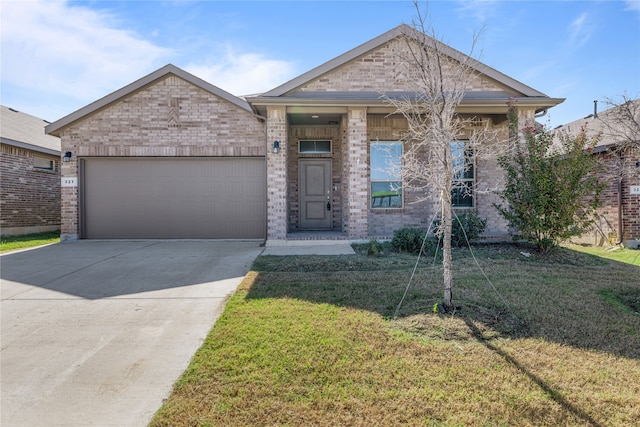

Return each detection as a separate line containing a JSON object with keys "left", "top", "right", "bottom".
{"left": 288, "top": 113, "right": 342, "bottom": 126}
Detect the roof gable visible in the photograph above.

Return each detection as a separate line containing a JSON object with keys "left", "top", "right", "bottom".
{"left": 46, "top": 64, "right": 254, "bottom": 136}
{"left": 260, "top": 24, "right": 548, "bottom": 98}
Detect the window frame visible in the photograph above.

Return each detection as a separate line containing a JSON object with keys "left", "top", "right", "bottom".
{"left": 33, "top": 156, "right": 56, "bottom": 172}
{"left": 450, "top": 140, "right": 475, "bottom": 208}
{"left": 370, "top": 141, "right": 403, "bottom": 209}
{"left": 298, "top": 140, "right": 332, "bottom": 154}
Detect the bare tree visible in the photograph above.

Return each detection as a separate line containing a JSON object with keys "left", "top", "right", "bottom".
{"left": 384, "top": 3, "right": 502, "bottom": 311}
{"left": 599, "top": 96, "right": 640, "bottom": 180}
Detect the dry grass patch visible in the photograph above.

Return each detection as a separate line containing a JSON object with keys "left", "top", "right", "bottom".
{"left": 151, "top": 245, "right": 640, "bottom": 427}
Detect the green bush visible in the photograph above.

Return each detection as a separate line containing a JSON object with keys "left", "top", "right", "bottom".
{"left": 494, "top": 118, "right": 604, "bottom": 253}
{"left": 435, "top": 211, "right": 487, "bottom": 247}
{"left": 366, "top": 239, "right": 385, "bottom": 256}
{"left": 391, "top": 227, "right": 431, "bottom": 254}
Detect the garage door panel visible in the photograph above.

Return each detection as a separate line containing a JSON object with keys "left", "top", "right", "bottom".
{"left": 83, "top": 158, "right": 266, "bottom": 239}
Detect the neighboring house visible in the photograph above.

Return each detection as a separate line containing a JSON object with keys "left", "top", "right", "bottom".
{"left": 1, "top": 105, "right": 61, "bottom": 236}
{"left": 45, "top": 24, "right": 563, "bottom": 243}
{"left": 555, "top": 99, "right": 640, "bottom": 247}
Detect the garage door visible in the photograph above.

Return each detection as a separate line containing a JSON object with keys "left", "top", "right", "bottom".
{"left": 81, "top": 158, "right": 266, "bottom": 239}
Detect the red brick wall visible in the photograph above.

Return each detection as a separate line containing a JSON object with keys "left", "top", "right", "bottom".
{"left": 1, "top": 144, "right": 61, "bottom": 235}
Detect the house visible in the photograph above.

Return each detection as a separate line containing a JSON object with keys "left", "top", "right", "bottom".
{"left": 45, "top": 24, "right": 563, "bottom": 243}
{"left": 1, "top": 105, "right": 61, "bottom": 236}
{"left": 555, "top": 99, "right": 640, "bottom": 247}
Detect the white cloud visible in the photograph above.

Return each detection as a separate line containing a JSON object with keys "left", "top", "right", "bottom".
{"left": 184, "top": 48, "right": 297, "bottom": 96}
{"left": 1, "top": 0, "right": 169, "bottom": 108}
{"left": 455, "top": 0, "right": 498, "bottom": 22}
{"left": 625, "top": 0, "right": 640, "bottom": 13}
{"left": 568, "top": 12, "right": 592, "bottom": 48}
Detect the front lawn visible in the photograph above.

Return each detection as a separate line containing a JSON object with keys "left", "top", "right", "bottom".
{"left": 0, "top": 231, "right": 60, "bottom": 253}
{"left": 150, "top": 244, "right": 640, "bottom": 426}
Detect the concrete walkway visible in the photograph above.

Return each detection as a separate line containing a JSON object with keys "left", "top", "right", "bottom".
{"left": 0, "top": 240, "right": 263, "bottom": 427}
{"left": 262, "top": 240, "right": 356, "bottom": 256}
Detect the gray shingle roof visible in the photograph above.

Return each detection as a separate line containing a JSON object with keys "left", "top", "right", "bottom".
{"left": 1, "top": 105, "right": 61, "bottom": 154}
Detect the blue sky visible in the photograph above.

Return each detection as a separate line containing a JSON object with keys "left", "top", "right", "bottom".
{"left": 1, "top": 0, "right": 639, "bottom": 127}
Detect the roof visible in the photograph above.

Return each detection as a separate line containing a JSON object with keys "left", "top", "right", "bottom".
{"left": 555, "top": 99, "right": 640, "bottom": 148}
{"left": 249, "top": 24, "right": 563, "bottom": 113}
{"left": 1, "top": 105, "right": 61, "bottom": 155}
{"left": 46, "top": 64, "right": 255, "bottom": 136}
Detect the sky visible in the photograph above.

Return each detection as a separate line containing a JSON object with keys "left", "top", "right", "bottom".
{"left": 1, "top": 0, "right": 639, "bottom": 128}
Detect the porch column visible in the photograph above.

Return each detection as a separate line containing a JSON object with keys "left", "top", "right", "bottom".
{"left": 266, "top": 106, "right": 288, "bottom": 241}
{"left": 346, "top": 108, "right": 369, "bottom": 239}
{"left": 61, "top": 134, "right": 79, "bottom": 241}
{"left": 517, "top": 108, "right": 536, "bottom": 143}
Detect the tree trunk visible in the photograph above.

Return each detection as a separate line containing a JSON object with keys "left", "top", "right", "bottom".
{"left": 442, "top": 190, "right": 453, "bottom": 311}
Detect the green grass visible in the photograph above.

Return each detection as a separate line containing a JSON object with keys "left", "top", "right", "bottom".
{"left": 0, "top": 231, "right": 60, "bottom": 253}
{"left": 564, "top": 243, "right": 640, "bottom": 266}
{"left": 150, "top": 244, "right": 640, "bottom": 427}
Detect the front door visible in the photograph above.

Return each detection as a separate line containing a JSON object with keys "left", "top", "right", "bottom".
{"left": 299, "top": 159, "right": 332, "bottom": 230}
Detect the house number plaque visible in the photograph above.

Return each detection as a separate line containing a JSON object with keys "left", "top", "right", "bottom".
{"left": 630, "top": 185, "right": 640, "bottom": 195}
{"left": 61, "top": 177, "right": 78, "bottom": 187}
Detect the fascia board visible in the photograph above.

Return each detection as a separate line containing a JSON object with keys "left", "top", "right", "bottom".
{"left": 1, "top": 137, "right": 61, "bottom": 156}
{"left": 249, "top": 95, "right": 564, "bottom": 112}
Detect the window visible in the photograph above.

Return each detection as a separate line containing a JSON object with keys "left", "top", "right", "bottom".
{"left": 33, "top": 156, "right": 55, "bottom": 171}
{"left": 299, "top": 140, "right": 331, "bottom": 154}
{"left": 451, "top": 141, "right": 474, "bottom": 207}
{"left": 370, "top": 141, "right": 402, "bottom": 208}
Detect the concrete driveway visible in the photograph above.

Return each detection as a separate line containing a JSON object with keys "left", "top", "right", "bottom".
{"left": 1, "top": 240, "right": 263, "bottom": 427}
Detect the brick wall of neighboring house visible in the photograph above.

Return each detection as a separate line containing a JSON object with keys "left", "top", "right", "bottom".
{"left": 573, "top": 146, "right": 640, "bottom": 246}
{"left": 287, "top": 125, "right": 342, "bottom": 232}
{"left": 58, "top": 74, "right": 265, "bottom": 240}
{"left": 0, "top": 144, "right": 61, "bottom": 235}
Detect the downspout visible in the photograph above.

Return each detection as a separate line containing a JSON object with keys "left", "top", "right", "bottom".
{"left": 616, "top": 176, "right": 623, "bottom": 245}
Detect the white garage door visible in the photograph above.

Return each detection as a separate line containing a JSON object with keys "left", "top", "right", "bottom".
{"left": 81, "top": 158, "right": 266, "bottom": 239}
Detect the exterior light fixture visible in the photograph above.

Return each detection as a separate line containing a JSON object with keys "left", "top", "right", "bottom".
{"left": 62, "top": 151, "right": 72, "bottom": 162}
{"left": 272, "top": 140, "right": 280, "bottom": 154}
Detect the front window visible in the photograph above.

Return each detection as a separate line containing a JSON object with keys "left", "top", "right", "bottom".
{"left": 451, "top": 141, "right": 474, "bottom": 207}
{"left": 299, "top": 140, "right": 331, "bottom": 154}
{"left": 370, "top": 141, "right": 402, "bottom": 208}
{"left": 33, "top": 156, "right": 55, "bottom": 171}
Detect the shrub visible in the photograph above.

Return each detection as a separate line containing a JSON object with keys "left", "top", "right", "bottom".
{"left": 435, "top": 211, "right": 487, "bottom": 247}
{"left": 366, "top": 239, "right": 385, "bottom": 256}
{"left": 494, "top": 123, "right": 604, "bottom": 253}
{"left": 391, "top": 227, "right": 430, "bottom": 254}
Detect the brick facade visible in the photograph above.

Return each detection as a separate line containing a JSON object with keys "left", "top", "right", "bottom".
{"left": 266, "top": 106, "right": 287, "bottom": 240}
{"left": 346, "top": 108, "right": 369, "bottom": 239}
{"left": 299, "top": 38, "right": 508, "bottom": 95}
{"left": 49, "top": 27, "right": 561, "bottom": 243}
{"left": 57, "top": 74, "right": 265, "bottom": 241}
{"left": 575, "top": 147, "right": 640, "bottom": 246}
{"left": 1, "top": 144, "right": 61, "bottom": 235}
